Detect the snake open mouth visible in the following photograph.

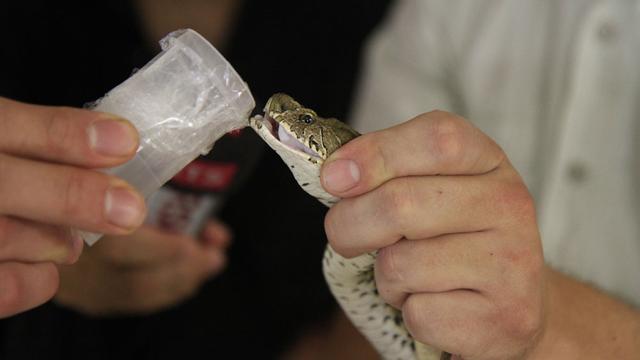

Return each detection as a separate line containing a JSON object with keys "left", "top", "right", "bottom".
{"left": 263, "top": 113, "right": 321, "bottom": 158}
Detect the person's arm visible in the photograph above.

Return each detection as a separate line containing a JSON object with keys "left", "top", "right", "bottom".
{"left": 320, "top": 111, "right": 640, "bottom": 359}
{"left": 0, "top": 97, "right": 145, "bottom": 317}
{"left": 527, "top": 268, "right": 640, "bottom": 359}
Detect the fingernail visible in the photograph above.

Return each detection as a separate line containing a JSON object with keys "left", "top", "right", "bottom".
{"left": 105, "top": 186, "right": 145, "bottom": 229}
{"left": 67, "top": 229, "right": 84, "bottom": 264}
{"left": 70, "top": 229, "right": 84, "bottom": 251}
{"left": 322, "top": 159, "right": 360, "bottom": 193}
{"left": 88, "top": 117, "right": 138, "bottom": 157}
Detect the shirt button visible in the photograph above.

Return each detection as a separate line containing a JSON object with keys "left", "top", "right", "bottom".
{"left": 597, "top": 21, "right": 618, "bottom": 42}
{"left": 567, "top": 161, "right": 589, "bottom": 183}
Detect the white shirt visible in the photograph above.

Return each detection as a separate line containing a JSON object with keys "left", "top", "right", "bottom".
{"left": 350, "top": 0, "right": 640, "bottom": 305}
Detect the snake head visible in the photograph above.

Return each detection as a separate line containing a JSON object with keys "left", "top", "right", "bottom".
{"left": 261, "top": 93, "right": 360, "bottom": 160}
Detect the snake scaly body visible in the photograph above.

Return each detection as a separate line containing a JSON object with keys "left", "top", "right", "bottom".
{"left": 250, "top": 94, "right": 450, "bottom": 360}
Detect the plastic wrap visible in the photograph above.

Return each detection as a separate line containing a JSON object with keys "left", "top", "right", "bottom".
{"left": 81, "top": 29, "right": 254, "bottom": 245}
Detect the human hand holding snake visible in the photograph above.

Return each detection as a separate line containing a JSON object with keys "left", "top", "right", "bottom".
{"left": 251, "top": 95, "right": 545, "bottom": 359}
{"left": 322, "top": 110, "right": 545, "bottom": 359}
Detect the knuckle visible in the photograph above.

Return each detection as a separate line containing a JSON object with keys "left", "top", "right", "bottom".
{"left": 495, "top": 181, "right": 537, "bottom": 221}
{"left": 44, "top": 108, "right": 79, "bottom": 158}
{"left": 516, "top": 307, "right": 543, "bottom": 341}
{"left": 376, "top": 245, "right": 404, "bottom": 284}
{"left": 378, "top": 181, "right": 413, "bottom": 229}
{"left": 424, "top": 112, "right": 467, "bottom": 164}
{"left": 375, "top": 246, "right": 406, "bottom": 307}
{"left": 491, "top": 268, "right": 545, "bottom": 343}
{"left": 60, "top": 169, "right": 92, "bottom": 223}
{"left": 496, "top": 297, "right": 543, "bottom": 342}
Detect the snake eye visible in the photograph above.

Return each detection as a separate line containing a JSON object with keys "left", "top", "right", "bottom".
{"left": 300, "top": 114, "right": 314, "bottom": 124}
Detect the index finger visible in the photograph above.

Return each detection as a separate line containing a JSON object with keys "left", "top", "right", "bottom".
{"left": 0, "top": 97, "right": 139, "bottom": 168}
{"left": 320, "top": 111, "right": 505, "bottom": 198}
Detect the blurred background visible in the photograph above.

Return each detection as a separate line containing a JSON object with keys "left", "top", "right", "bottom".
{"left": 0, "top": 0, "right": 392, "bottom": 359}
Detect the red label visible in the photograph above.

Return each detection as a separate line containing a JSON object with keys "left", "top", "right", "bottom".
{"left": 171, "top": 161, "right": 238, "bottom": 191}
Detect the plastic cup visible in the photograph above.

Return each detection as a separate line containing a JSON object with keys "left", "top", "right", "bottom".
{"left": 81, "top": 29, "right": 254, "bottom": 245}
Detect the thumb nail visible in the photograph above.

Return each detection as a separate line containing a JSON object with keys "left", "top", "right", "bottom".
{"left": 322, "top": 159, "right": 360, "bottom": 193}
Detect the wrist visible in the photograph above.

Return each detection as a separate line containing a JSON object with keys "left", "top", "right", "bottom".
{"left": 526, "top": 267, "right": 640, "bottom": 359}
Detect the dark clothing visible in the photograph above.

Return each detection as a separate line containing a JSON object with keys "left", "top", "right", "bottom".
{"left": 0, "top": 1, "right": 390, "bottom": 358}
